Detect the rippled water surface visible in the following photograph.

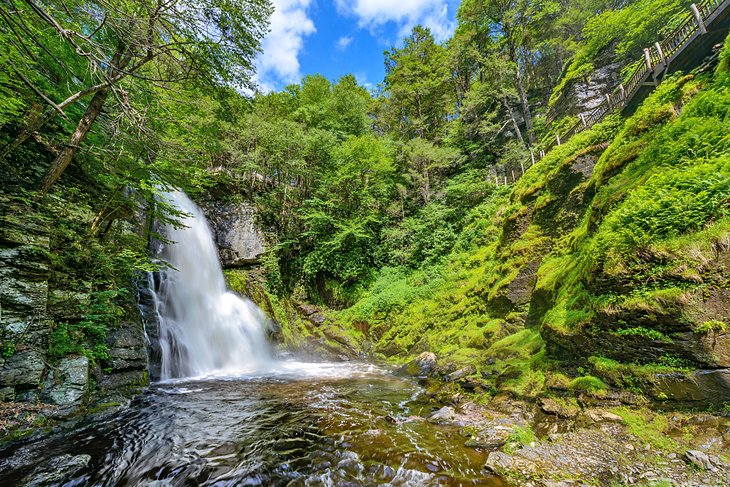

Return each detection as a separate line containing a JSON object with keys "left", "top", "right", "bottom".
{"left": 0, "top": 363, "right": 505, "bottom": 486}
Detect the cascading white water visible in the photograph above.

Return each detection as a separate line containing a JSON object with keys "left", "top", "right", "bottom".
{"left": 148, "top": 190, "right": 273, "bottom": 380}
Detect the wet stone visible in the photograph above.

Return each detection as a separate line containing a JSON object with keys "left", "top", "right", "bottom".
{"left": 23, "top": 454, "right": 91, "bottom": 487}
{"left": 427, "top": 406, "right": 455, "bottom": 424}
{"left": 464, "top": 425, "right": 513, "bottom": 449}
{"left": 396, "top": 352, "right": 437, "bottom": 377}
{"left": 584, "top": 409, "right": 623, "bottom": 423}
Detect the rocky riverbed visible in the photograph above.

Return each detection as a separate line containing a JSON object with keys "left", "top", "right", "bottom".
{"left": 2, "top": 356, "right": 729, "bottom": 486}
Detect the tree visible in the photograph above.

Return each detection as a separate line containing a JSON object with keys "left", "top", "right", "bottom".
{"left": 447, "top": 17, "right": 526, "bottom": 162}
{"left": 458, "top": 0, "right": 563, "bottom": 146}
{"left": 300, "top": 135, "right": 395, "bottom": 291}
{"left": 0, "top": 0, "right": 272, "bottom": 190}
{"left": 401, "top": 138, "right": 462, "bottom": 206}
{"left": 293, "top": 74, "right": 371, "bottom": 138}
{"left": 382, "top": 26, "right": 454, "bottom": 141}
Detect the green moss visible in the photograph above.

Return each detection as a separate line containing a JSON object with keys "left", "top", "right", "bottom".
{"left": 568, "top": 375, "right": 608, "bottom": 394}
{"left": 536, "top": 68, "right": 729, "bottom": 350}
{"left": 86, "top": 401, "right": 123, "bottom": 414}
{"left": 614, "top": 327, "right": 671, "bottom": 342}
{"left": 589, "top": 356, "right": 691, "bottom": 395}
{"left": 717, "top": 32, "right": 730, "bottom": 75}
{"left": 289, "top": 49, "right": 730, "bottom": 407}
{"left": 612, "top": 407, "right": 677, "bottom": 451}
{"left": 503, "top": 425, "right": 536, "bottom": 453}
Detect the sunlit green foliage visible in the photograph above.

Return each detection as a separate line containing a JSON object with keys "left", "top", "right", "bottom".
{"left": 550, "top": 0, "right": 694, "bottom": 105}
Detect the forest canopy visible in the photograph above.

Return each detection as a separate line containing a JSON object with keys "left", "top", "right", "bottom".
{"left": 0, "top": 0, "right": 706, "bottom": 305}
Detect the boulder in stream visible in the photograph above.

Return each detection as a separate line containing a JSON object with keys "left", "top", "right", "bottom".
{"left": 427, "top": 406, "right": 456, "bottom": 424}
{"left": 396, "top": 352, "right": 437, "bottom": 377}
{"left": 23, "top": 454, "right": 91, "bottom": 487}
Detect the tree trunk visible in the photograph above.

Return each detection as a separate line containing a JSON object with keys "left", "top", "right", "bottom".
{"left": 2, "top": 42, "right": 132, "bottom": 163}
{"left": 503, "top": 96, "right": 525, "bottom": 145}
{"left": 39, "top": 88, "right": 109, "bottom": 192}
{"left": 514, "top": 66, "right": 536, "bottom": 146}
{"left": 421, "top": 168, "right": 430, "bottom": 205}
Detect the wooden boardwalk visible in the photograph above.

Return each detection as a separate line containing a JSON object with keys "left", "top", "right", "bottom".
{"left": 498, "top": 0, "right": 730, "bottom": 186}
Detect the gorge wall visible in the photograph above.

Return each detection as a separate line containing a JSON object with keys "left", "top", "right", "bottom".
{"left": 0, "top": 194, "right": 149, "bottom": 423}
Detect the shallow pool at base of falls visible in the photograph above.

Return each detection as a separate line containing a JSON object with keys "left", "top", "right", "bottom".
{"left": 0, "top": 363, "right": 506, "bottom": 486}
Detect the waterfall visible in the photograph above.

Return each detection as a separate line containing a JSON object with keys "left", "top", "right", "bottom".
{"left": 148, "top": 190, "right": 273, "bottom": 380}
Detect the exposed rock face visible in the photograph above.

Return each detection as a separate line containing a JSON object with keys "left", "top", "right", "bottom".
{"left": 99, "top": 322, "right": 150, "bottom": 393}
{"left": 0, "top": 197, "right": 149, "bottom": 414}
{"left": 23, "top": 454, "right": 91, "bottom": 487}
{"left": 1, "top": 351, "right": 46, "bottom": 390}
{"left": 652, "top": 369, "right": 730, "bottom": 406}
{"left": 550, "top": 61, "right": 623, "bottom": 120}
{"left": 201, "top": 200, "right": 266, "bottom": 267}
{"left": 106, "top": 325, "right": 148, "bottom": 373}
{"left": 0, "top": 203, "right": 52, "bottom": 353}
{"left": 41, "top": 356, "right": 88, "bottom": 407}
{"left": 542, "top": 241, "right": 730, "bottom": 407}
{"left": 684, "top": 450, "right": 719, "bottom": 472}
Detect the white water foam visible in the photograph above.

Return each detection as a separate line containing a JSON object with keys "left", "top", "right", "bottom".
{"left": 149, "top": 190, "right": 273, "bottom": 380}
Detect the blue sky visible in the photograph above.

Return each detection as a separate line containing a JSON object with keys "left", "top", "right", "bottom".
{"left": 253, "top": 0, "right": 460, "bottom": 93}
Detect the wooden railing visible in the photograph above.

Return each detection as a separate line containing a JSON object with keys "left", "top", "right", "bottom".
{"left": 499, "top": 0, "right": 728, "bottom": 185}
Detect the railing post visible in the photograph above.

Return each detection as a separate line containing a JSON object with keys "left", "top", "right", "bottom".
{"left": 530, "top": 151, "right": 535, "bottom": 166}
{"left": 540, "top": 150, "right": 545, "bottom": 159}
{"left": 654, "top": 42, "right": 666, "bottom": 65}
{"left": 511, "top": 170, "right": 516, "bottom": 182}
{"left": 580, "top": 114, "right": 587, "bottom": 128}
{"left": 556, "top": 134, "right": 561, "bottom": 146}
{"left": 690, "top": 4, "right": 707, "bottom": 34}
{"left": 619, "top": 84, "right": 626, "bottom": 100}
{"left": 605, "top": 93, "right": 612, "bottom": 108}
{"left": 504, "top": 176, "right": 507, "bottom": 186}
{"left": 520, "top": 162, "right": 525, "bottom": 175}
{"left": 495, "top": 176, "right": 499, "bottom": 186}
{"left": 644, "top": 48, "right": 653, "bottom": 71}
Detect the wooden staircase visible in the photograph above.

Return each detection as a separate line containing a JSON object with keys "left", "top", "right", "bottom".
{"left": 498, "top": 0, "right": 730, "bottom": 186}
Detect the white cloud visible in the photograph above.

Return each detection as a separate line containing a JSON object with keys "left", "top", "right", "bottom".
{"left": 336, "top": 36, "right": 353, "bottom": 51}
{"left": 334, "top": 0, "right": 457, "bottom": 42}
{"left": 355, "top": 72, "right": 375, "bottom": 93}
{"left": 253, "top": 0, "right": 316, "bottom": 92}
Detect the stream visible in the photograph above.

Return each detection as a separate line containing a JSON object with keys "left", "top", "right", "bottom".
{"left": 0, "top": 362, "right": 505, "bottom": 486}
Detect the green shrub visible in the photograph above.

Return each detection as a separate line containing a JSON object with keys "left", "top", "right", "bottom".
{"left": 695, "top": 320, "right": 727, "bottom": 334}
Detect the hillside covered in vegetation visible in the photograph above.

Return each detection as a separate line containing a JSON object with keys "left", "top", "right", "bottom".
{"left": 1, "top": 0, "right": 729, "bottom": 482}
